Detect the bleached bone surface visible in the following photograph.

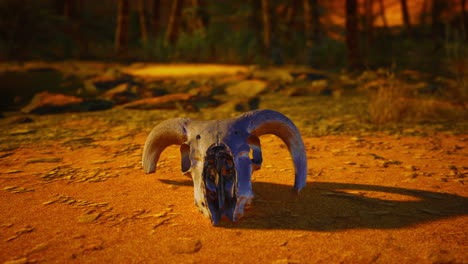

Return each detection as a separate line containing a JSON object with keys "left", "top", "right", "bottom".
{"left": 142, "top": 110, "right": 307, "bottom": 225}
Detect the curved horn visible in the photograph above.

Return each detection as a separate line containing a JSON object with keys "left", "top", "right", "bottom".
{"left": 142, "top": 118, "right": 190, "bottom": 174}
{"left": 240, "top": 110, "right": 307, "bottom": 192}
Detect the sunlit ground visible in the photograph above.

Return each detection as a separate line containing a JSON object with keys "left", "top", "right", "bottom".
{"left": 0, "top": 59, "right": 467, "bottom": 263}
{"left": 124, "top": 64, "right": 250, "bottom": 78}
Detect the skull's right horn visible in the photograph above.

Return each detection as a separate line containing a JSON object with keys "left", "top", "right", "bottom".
{"left": 238, "top": 110, "right": 307, "bottom": 192}
{"left": 142, "top": 118, "right": 190, "bottom": 174}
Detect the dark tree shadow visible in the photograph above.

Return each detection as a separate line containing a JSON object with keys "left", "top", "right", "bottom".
{"left": 159, "top": 179, "right": 468, "bottom": 230}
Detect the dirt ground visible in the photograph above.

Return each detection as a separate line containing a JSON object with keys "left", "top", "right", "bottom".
{"left": 0, "top": 108, "right": 467, "bottom": 264}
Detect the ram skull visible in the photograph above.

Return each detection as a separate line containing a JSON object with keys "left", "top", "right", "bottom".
{"left": 142, "top": 109, "right": 307, "bottom": 225}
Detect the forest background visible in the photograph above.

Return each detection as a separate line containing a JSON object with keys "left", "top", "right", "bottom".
{"left": 0, "top": 0, "right": 466, "bottom": 72}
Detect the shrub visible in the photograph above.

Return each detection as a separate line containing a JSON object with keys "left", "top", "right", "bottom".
{"left": 367, "top": 71, "right": 410, "bottom": 124}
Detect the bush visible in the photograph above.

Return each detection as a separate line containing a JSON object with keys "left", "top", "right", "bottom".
{"left": 367, "top": 71, "right": 410, "bottom": 124}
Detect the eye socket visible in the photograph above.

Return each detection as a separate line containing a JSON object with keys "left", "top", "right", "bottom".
{"left": 234, "top": 131, "right": 239, "bottom": 135}
{"left": 196, "top": 135, "right": 201, "bottom": 140}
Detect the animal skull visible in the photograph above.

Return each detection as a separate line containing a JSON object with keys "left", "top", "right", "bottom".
{"left": 142, "top": 109, "right": 307, "bottom": 225}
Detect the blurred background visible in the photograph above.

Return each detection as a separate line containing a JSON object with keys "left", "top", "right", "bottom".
{"left": 0, "top": 0, "right": 466, "bottom": 68}
{"left": 0, "top": 0, "right": 466, "bottom": 130}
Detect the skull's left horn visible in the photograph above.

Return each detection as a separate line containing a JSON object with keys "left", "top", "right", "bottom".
{"left": 238, "top": 110, "right": 307, "bottom": 192}
{"left": 142, "top": 118, "right": 190, "bottom": 173}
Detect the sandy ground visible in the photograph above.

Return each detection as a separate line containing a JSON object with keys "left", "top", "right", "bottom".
{"left": 0, "top": 113, "right": 467, "bottom": 264}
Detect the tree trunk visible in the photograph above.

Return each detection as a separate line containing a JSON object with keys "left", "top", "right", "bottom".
{"left": 54, "top": 0, "right": 89, "bottom": 58}
{"left": 261, "top": 0, "right": 272, "bottom": 52}
{"left": 400, "top": 0, "right": 412, "bottom": 34}
{"left": 64, "top": 0, "right": 72, "bottom": 18}
{"left": 249, "top": 0, "right": 262, "bottom": 31}
{"left": 346, "top": 0, "right": 361, "bottom": 68}
{"left": 54, "top": 0, "right": 63, "bottom": 15}
{"left": 364, "top": 0, "right": 374, "bottom": 44}
{"left": 115, "top": 0, "right": 130, "bottom": 57}
{"left": 165, "top": 0, "right": 182, "bottom": 45}
{"left": 76, "top": 0, "right": 83, "bottom": 14}
{"left": 285, "top": 0, "right": 299, "bottom": 28}
{"left": 151, "top": 0, "right": 161, "bottom": 38}
{"left": 431, "top": 0, "right": 445, "bottom": 39}
{"left": 303, "top": 0, "right": 320, "bottom": 42}
{"left": 249, "top": 0, "right": 262, "bottom": 58}
{"left": 303, "top": 0, "right": 312, "bottom": 44}
{"left": 75, "top": 0, "right": 88, "bottom": 58}
{"left": 55, "top": 0, "right": 75, "bottom": 18}
{"left": 419, "top": 0, "right": 429, "bottom": 26}
{"left": 138, "top": 0, "right": 149, "bottom": 46}
{"left": 303, "top": 0, "right": 321, "bottom": 44}
{"left": 303, "top": 0, "right": 320, "bottom": 65}
{"left": 190, "top": 0, "right": 206, "bottom": 33}
{"left": 461, "top": 0, "right": 466, "bottom": 39}
{"left": 311, "top": 0, "right": 320, "bottom": 42}
{"left": 377, "top": 0, "right": 389, "bottom": 31}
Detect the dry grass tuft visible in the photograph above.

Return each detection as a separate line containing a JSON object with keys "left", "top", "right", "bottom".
{"left": 366, "top": 69, "right": 467, "bottom": 124}
{"left": 367, "top": 72, "right": 410, "bottom": 124}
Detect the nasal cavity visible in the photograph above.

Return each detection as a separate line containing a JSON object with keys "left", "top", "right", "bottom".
{"left": 209, "top": 144, "right": 227, "bottom": 153}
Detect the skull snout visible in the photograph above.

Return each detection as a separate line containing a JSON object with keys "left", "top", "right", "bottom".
{"left": 202, "top": 144, "right": 237, "bottom": 224}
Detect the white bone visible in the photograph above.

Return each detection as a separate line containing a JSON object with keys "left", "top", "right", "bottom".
{"left": 142, "top": 110, "right": 307, "bottom": 225}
